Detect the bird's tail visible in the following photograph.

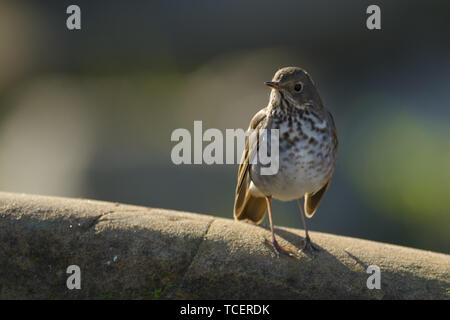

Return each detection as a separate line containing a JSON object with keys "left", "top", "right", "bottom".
{"left": 234, "top": 177, "right": 267, "bottom": 224}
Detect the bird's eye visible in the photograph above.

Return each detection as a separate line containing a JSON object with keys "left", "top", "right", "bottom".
{"left": 294, "top": 83, "right": 303, "bottom": 92}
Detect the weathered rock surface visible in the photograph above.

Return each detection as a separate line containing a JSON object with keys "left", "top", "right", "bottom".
{"left": 0, "top": 192, "right": 448, "bottom": 299}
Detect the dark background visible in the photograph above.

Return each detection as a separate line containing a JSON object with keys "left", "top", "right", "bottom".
{"left": 0, "top": 1, "right": 449, "bottom": 253}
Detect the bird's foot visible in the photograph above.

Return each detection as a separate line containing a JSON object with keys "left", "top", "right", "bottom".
{"left": 298, "top": 236, "right": 320, "bottom": 257}
{"left": 264, "top": 238, "right": 300, "bottom": 259}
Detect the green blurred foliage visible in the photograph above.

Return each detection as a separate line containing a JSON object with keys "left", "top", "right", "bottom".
{"left": 344, "top": 98, "right": 450, "bottom": 238}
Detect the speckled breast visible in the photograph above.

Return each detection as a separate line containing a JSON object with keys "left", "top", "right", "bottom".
{"left": 250, "top": 108, "right": 337, "bottom": 201}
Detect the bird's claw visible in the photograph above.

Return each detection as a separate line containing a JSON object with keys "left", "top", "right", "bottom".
{"left": 264, "top": 238, "right": 301, "bottom": 259}
{"left": 298, "top": 236, "right": 320, "bottom": 257}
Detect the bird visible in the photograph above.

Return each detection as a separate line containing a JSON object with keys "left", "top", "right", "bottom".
{"left": 233, "top": 66, "right": 338, "bottom": 257}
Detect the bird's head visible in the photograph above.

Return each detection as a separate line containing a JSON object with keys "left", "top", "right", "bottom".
{"left": 265, "top": 67, "right": 322, "bottom": 109}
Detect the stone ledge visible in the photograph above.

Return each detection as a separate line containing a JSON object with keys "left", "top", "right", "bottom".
{"left": 0, "top": 192, "right": 448, "bottom": 299}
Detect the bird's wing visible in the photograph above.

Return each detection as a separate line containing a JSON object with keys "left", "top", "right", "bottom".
{"left": 304, "top": 180, "right": 330, "bottom": 218}
{"left": 233, "top": 108, "right": 268, "bottom": 223}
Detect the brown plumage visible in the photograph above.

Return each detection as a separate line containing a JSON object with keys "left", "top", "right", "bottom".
{"left": 234, "top": 108, "right": 268, "bottom": 224}
{"left": 233, "top": 67, "right": 338, "bottom": 257}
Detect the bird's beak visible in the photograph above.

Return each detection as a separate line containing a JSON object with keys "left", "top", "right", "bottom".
{"left": 264, "top": 81, "right": 279, "bottom": 89}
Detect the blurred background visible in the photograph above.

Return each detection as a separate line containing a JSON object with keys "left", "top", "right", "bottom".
{"left": 0, "top": 0, "right": 449, "bottom": 253}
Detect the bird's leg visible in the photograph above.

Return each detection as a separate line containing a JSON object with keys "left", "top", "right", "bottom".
{"left": 264, "top": 196, "right": 297, "bottom": 258}
{"left": 297, "top": 198, "right": 320, "bottom": 256}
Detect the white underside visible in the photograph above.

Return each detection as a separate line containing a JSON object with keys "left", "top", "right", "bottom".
{"left": 249, "top": 126, "right": 334, "bottom": 201}
{"left": 249, "top": 163, "right": 328, "bottom": 201}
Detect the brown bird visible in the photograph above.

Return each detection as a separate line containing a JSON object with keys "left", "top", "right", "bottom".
{"left": 233, "top": 67, "right": 338, "bottom": 257}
